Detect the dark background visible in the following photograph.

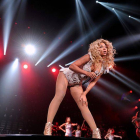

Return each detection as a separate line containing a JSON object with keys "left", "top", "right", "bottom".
{"left": 0, "top": 0, "right": 140, "bottom": 139}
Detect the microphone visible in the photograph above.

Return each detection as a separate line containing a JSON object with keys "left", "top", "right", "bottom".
{"left": 82, "top": 71, "right": 99, "bottom": 85}
{"left": 82, "top": 77, "right": 91, "bottom": 85}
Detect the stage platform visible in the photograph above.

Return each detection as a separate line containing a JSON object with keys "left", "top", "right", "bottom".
{"left": 0, "top": 134, "right": 104, "bottom": 139}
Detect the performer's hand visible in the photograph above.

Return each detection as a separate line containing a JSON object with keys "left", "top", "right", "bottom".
{"left": 132, "top": 116, "right": 137, "bottom": 120}
{"left": 85, "top": 72, "right": 97, "bottom": 79}
{"left": 79, "top": 93, "right": 88, "bottom": 106}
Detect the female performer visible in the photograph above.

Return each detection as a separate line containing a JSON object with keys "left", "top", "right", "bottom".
{"left": 104, "top": 128, "right": 122, "bottom": 140}
{"left": 59, "top": 117, "right": 77, "bottom": 136}
{"left": 72, "top": 120, "right": 85, "bottom": 137}
{"left": 132, "top": 111, "right": 140, "bottom": 138}
{"left": 44, "top": 39, "right": 116, "bottom": 139}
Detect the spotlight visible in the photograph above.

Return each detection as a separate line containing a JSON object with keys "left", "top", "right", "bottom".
{"left": 59, "top": 65, "right": 64, "bottom": 69}
{"left": 129, "top": 15, "right": 131, "bottom": 18}
{"left": 12, "top": 59, "right": 19, "bottom": 70}
{"left": 23, "top": 64, "right": 28, "bottom": 69}
{"left": 25, "top": 45, "right": 36, "bottom": 55}
{"left": 52, "top": 68, "right": 56, "bottom": 73}
{"left": 139, "top": 99, "right": 140, "bottom": 102}
{"left": 135, "top": 106, "right": 138, "bottom": 109}
{"left": 130, "top": 90, "right": 133, "bottom": 93}
{"left": 96, "top": 1, "right": 99, "bottom": 3}
{"left": 112, "top": 8, "right": 115, "bottom": 10}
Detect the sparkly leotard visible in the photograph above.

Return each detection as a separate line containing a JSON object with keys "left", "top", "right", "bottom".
{"left": 60, "top": 52, "right": 109, "bottom": 86}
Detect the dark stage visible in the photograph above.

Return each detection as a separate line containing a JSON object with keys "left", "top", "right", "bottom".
{"left": 0, "top": 134, "right": 125, "bottom": 140}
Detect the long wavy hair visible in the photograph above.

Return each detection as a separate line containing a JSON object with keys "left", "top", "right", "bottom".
{"left": 88, "top": 39, "right": 116, "bottom": 70}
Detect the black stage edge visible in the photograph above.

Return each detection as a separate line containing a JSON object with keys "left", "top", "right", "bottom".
{"left": 0, "top": 134, "right": 104, "bottom": 140}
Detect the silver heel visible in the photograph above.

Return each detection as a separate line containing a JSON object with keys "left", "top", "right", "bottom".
{"left": 43, "top": 122, "right": 53, "bottom": 135}
{"left": 92, "top": 128, "right": 101, "bottom": 139}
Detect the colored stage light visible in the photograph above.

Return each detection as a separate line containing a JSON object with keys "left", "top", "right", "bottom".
{"left": 52, "top": 68, "right": 56, "bottom": 73}
{"left": 139, "top": 99, "right": 140, "bottom": 102}
{"left": 25, "top": 45, "right": 36, "bottom": 55}
{"left": 23, "top": 64, "right": 28, "bottom": 69}
{"left": 130, "top": 90, "right": 133, "bottom": 93}
{"left": 135, "top": 106, "right": 138, "bottom": 109}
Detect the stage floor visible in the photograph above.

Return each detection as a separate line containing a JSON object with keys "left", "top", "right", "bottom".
{"left": 0, "top": 134, "right": 104, "bottom": 139}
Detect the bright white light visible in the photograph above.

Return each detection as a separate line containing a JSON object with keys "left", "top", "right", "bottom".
{"left": 23, "top": 64, "right": 28, "bottom": 69}
{"left": 12, "top": 59, "right": 19, "bottom": 70}
{"left": 52, "top": 68, "right": 56, "bottom": 73}
{"left": 25, "top": 45, "right": 36, "bottom": 55}
{"left": 129, "top": 15, "right": 131, "bottom": 18}
{"left": 96, "top": 1, "right": 99, "bottom": 3}
{"left": 112, "top": 8, "right": 115, "bottom": 10}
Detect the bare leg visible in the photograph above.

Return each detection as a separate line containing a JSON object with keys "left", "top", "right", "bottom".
{"left": 47, "top": 72, "right": 68, "bottom": 123}
{"left": 70, "top": 85, "right": 97, "bottom": 131}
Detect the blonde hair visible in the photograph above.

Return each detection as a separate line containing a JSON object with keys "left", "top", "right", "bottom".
{"left": 88, "top": 39, "right": 116, "bottom": 70}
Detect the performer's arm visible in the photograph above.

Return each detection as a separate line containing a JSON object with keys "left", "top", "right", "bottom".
{"left": 69, "top": 54, "right": 90, "bottom": 75}
{"left": 72, "top": 130, "right": 75, "bottom": 133}
{"left": 114, "top": 135, "right": 122, "bottom": 139}
{"left": 69, "top": 54, "right": 96, "bottom": 78}
{"left": 72, "top": 123, "right": 78, "bottom": 126}
{"left": 132, "top": 118, "right": 140, "bottom": 123}
{"left": 81, "top": 120, "right": 85, "bottom": 130}
{"left": 104, "top": 133, "right": 109, "bottom": 139}
{"left": 59, "top": 123, "right": 66, "bottom": 133}
{"left": 132, "top": 118, "right": 140, "bottom": 128}
{"left": 83, "top": 74, "right": 102, "bottom": 96}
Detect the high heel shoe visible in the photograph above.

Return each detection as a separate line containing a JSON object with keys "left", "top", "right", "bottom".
{"left": 92, "top": 128, "right": 101, "bottom": 139}
{"left": 43, "top": 122, "right": 53, "bottom": 135}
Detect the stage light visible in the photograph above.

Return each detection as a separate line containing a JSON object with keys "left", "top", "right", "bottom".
{"left": 96, "top": 1, "right": 99, "bottom": 3}
{"left": 113, "top": 70, "right": 140, "bottom": 92}
{"left": 12, "top": 59, "right": 19, "bottom": 70}
{"left": 77, "top": 0, "right": 97, "bottom": 39}
{"left": 115, "top": 54, "right": 140, "bottom": 62}
{"left": 3, "top": 0, "right": 21, "bottom": 55}
{"left": 128, "top": 15, "right": 140, "bottom": 23}
{"left": 35, "top": 21, "right": 75, "bottom": 66}
{"left": 135, "top": 106, "right": 138, "bottom": 109}
{"left": 109, "top": 72, "right": 140, "bottom": 94}
{"left": 112, "top": 8, "right": 115, "bottom": 10}
{"left": 52, "top": 68, "right": 56, "bottom": 73}
{"left": 138, "top": 99, "right": 140, "bottom": 102}
{"left": 23, "top": 64, "right": 28, "bottom": 69}
{"left": 130, "top": 90, "right": 133, "bottom": 93}
{"left": 90, "top": 85, "right": 123, "bottom": 107}
{"left": 59, "top": 65, "right": 64, "bottom": 69}
{"left": 25, "top": 45, "right": 35, "bottom": 55}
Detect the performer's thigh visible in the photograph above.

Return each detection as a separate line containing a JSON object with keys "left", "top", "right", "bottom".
{"left": 55, "top": 71, "right": 68, "bottom": 98}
